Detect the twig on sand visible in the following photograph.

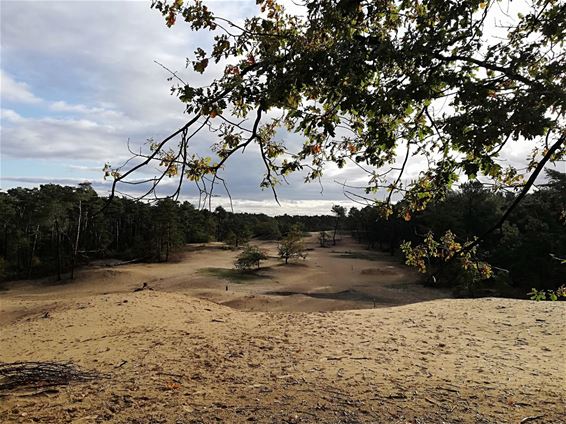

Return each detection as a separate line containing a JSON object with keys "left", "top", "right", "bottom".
{"left": 158, "top": 371, "right": 184, "bottom": 378}
{"left": 326, "top": 356, "right": 371, "bottom": 361}
{"left": 0, "top": 361, "right": 100, "bottom": 391}
{"left": 438, "top": 386, "right": 460, "bottom": 395}
{"left": 520, "top": 416, "right": 544, "bottom": 423}
{"left": 323, "top": 388, "right": 351, "bottom": 399}
{"left": 425, "top": 397, "right": 442, "bottom": 407}
{"left": 299, "top": 410, "right": 318, "bottom": 417}
{"left": 133, "top": 282, "right": 154, "bottom": 292}
{"left": 0, "top": 387, "right": 60, "bottom": 397}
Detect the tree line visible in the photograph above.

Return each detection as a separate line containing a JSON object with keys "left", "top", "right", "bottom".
{"left": 0, "top": 183, "right": 336, "bottom": 281}
{"left": 347, "top": 170, "right": 566, "bottom": 297}
{"left": 1, "top": 171, "right": 564, "bottom": 298}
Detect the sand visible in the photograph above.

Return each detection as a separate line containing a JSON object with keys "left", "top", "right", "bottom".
{"left": 0, "top": 235, "right": 564, "bottom": 423}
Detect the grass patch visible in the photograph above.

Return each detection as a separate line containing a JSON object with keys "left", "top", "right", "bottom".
{"left": 334, "top": 251, "right": 380, "bottom": 261}
{"left": 197, "top": 267, "right": 268, "bottom": 283}
{"left": 383, "top": 282, "right": 414, "bottom": 290}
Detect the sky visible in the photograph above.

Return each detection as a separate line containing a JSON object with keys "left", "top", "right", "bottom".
{"left": 0, "top": 0, "right": 363, "bottom": 215}
{"left": 1, "top": 1, "right": 562, "bottom": 215}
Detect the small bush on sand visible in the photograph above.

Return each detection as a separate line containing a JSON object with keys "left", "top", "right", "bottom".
{"left": 234, "top": 245, "right": 268, "bottom": 272}
{"left": 278, "top": 226, "right": 307, "bottom": 264}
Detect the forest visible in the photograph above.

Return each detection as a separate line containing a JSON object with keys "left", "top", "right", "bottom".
{"left": 2, "top": 169, "right": 564, "bottom": 298}
{"left": 0, "top": 182, "right": 335, "bottom": 281}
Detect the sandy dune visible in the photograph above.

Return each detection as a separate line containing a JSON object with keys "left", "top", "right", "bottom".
{"left": 0, "top": 236, "right": 564, "bottom": 423}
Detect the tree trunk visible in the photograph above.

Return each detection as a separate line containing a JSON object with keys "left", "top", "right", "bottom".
{"left": 333, "top": 224, "right": 338, "bottom": 246}
{"left": 3, "top": 224, "right": 8, "bottom": 259}
{"left": 70, "top": 200, "right": 82, "bottom": 279}
{"left": 157, "top": 231, "right": 162, "bottom": 261}
{"left": 56, "top": 220, "right": 62, "bottom": 281}
{"left": 389, "top": 221, "right": 397, "bottom": 256}
{"left": 28, "top": 225, "right": 40, "bottom": 278}
{"left": 115, "top": 220, "right": 120, "bottom": 250}
{"left": 165, "top": 227, "right": 170, "bottom": 262}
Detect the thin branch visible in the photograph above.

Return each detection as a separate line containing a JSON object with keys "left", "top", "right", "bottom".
{"left": 433, "top": 53, "right": 538, "bottom": 87}
{"left": 386, "top": 140, "right": 411, "bottom": 206}
{"left": 154, "top": 60, "right": 187, "bottom": 86}
{"left": 463, "top": 132, "right": 565, "bottom": 253}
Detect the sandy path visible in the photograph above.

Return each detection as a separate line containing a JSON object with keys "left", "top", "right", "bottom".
{"left": 0, "top": 291, "right": 564, "bottom": 423}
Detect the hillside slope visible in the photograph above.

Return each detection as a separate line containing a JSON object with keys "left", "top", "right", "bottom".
{"left": 1, "top": 290, "right": 564, "bottom": 423}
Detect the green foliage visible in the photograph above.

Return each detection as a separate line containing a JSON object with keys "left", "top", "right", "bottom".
{"left": 331, "top": 205, "right": 346, "bottom": 246}
{"left": 401, "top": 230, "right": 493, "bottom": 292}
{"left": 253, "top": 220, "right": 281, "bottom": 240}
{"left": 152, "top": 199, "right": 184, "bottom": 262}
{"left": 0, "top": 257, "right": 5, "bottom": 280}
{"left": 3, "top": 170, "right": 564, "bottom": 301}
{"left": 528, "top": 286, "right": 566, "bottom": 302}
{"left": 234, "top": 245, "right": 268, "bottom": 272}
{"left": 347, "top": 204, "right": 408, "bottom": 255}
{"left": 224, "top": 225, "right": 252, "bottom": 248}
{"left": 198, "top": 267, "right": 265, "bottom": 283}
{"left": 319, "top": 231, "right": 330, "bottom": 247}
{"left": 398, "top": 172, "right": 566, "bottom": 294}
{"left": 0, "top": 184, "right": 339, "bottom": 281}
{"left": 331, "top": 205, "right": 346, "bottom": 218}
{"left": 278, "top": 225, "right": 307, "bottom": 264}
{"left": 140, "top": 0, "right": 565, "bottom": 218}
{"left": 343, "top": 172, "right": 566, "bottom": 296}
{"left": 529, "top": 254, "right": 566, "bottom": 300}
{"left": 112, "top": 0, "right": 565, "bottom": 290}
{"left": 216, "top": 208, "right": 256, "bottom": 247}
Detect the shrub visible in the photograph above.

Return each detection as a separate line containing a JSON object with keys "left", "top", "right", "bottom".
{"left": 278, "top": 227, "right": 307, "bottom": 264}
{"left": 234, "top": 245, "right": 268, "bottom": 272}
{"left": 528, "top": 285, "right": 566, "bottom": 301}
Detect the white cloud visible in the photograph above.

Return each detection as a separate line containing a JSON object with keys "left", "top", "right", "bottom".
{"left": 49, "top": 100, "right": 116, "bottom": 116}
{"left": 1, "top": 108, "right": 25, "bottom": 124}
{"left": 0, "top": 70, "right": 42, "bottom": 104}
{"left": 203, "top": 197, "right": 357, "bottom": 216}
{"left": 1, "top": 114, "right": 129, "bottom": 160}
{"left": 66, "top": 164, "right": 106, "bottom": 173}
{"left": 0, "top": 175, "right": 106, "bottom": 187}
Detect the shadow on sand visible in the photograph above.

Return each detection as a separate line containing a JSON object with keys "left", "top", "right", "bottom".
{"left": 265, "top": 288, "right": 394, "bottom": 303}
